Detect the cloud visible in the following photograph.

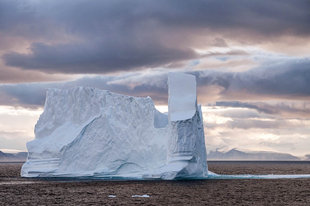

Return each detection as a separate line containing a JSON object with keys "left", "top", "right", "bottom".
{"left": 0, "top": 65, "right": 69, "bottom": 83}
{"left": 1, "top": 0, "right": 310, "bottom": 74}
{"left": 216, "top": 101, "right": 274, "bottom": 114}
{"left": 203, "top": 105, "right": 310, "bottom": 156}
{"left": 195, "top": 58, "right": 310, "bottom": 100}
{"left": 0, "top": 133, "right": 29, "bottom": 151}
{"left": 1, "top": 0, "right": 310, "bottom": 156}
{"left": 2, "top": 0, "right": 308, "bottom": 37}
{"left": 216, "top": 101, "right": 310, "bottom": 118}
{"left": 3, "top": 42, "right": 197, "bottom": 74}
{"left": 0, "top": 58, "right": 309, "bottom": 108}
{"left": 0, "top": 73, "right": 169, "bottom": 108}
{"left": 0, "top": 83, "right": 50, "bottom": 108}
{"left": 226, "top": 119, "right": 296, "bottom": 130}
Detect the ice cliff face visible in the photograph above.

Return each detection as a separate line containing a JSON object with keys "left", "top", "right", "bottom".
{"left": 21, "top": 73, "right": 207, "bottom": 179}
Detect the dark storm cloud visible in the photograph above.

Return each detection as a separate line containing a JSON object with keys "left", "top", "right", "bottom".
{"left": 0, "top": 58, "right": 309, "bottom": 108}
{"left": 0, "top": 74, "right": 169, "bottom": 108}
{"left": 216, "top": 101, "right": 310, "bottom": 118}
{"left": 4, "top": 42, "right": 196, "bottom": 74}
{"left": 1, "top": 0, "right": 310, "bottom": 74}
{"left": 216, "top": 101, "right": 274, "bottom": 114}
{"left": 236, "top": 60, "right": 310, "bottom": 97}
{"left": 0, "top": 83, "right": 51, "bottom": 108}
{"left": 194, "top": 58, "right": 310, "bottom": 98}
{"left": 0, "top": 0, "right": 55, "bottom": 40}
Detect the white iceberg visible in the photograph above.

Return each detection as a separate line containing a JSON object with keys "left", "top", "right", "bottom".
{"left": 21, "top": 73, "right": 208, "bottom": 180}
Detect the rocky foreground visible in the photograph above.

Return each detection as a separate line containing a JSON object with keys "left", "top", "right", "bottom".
{"left": 0, "top": 162, "right": 310, "bottom": 205}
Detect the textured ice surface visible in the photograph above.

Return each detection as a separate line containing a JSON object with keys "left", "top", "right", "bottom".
{"left": 167, "top": 73, "right": 207, "bottom": 179}
{"left": 168, "top": 73, "right": 196, "bottom": 121}
{"left": 21, "top": 73, "right": 208, "bottom": 180}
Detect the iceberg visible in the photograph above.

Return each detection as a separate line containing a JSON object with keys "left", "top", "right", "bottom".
{"left": 21, "top": 73, "right": 208, "bottom": 180}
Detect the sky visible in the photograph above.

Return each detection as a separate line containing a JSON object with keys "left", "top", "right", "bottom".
{"left": 0, "top": 0, "right": 309, "bottom": 156}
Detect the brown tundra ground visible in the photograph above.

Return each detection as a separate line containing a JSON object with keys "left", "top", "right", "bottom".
{"left": 0, "top": 161, "right": 310, "bottom": 206}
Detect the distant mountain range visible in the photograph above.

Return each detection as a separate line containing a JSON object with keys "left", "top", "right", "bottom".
{"left": 0, "top": 149, "right": 308, "bottom": 162}
{"left": 0, "top": 151, "right": 27, "bottom": 162}
{"left": 208, "top": 149, "right": 303, "bottom": 161}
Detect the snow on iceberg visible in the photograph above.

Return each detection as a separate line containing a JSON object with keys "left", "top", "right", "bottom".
{"left": 21, "top": 73, "right": 208, "bottom": 180}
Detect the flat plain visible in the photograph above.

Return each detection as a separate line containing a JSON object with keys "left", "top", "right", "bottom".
{"left": 0, "top": 161, "right": 310, "bottom": 205}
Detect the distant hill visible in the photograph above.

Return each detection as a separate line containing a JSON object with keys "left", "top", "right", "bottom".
{"left": 208, "top": 149, "right": 300, "bottom": 161}
{"left": 0, "top": 149, "right": 306, "bottom": 162}
{"left": 0, "top": 151, "right": 27, "bottom": 162}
